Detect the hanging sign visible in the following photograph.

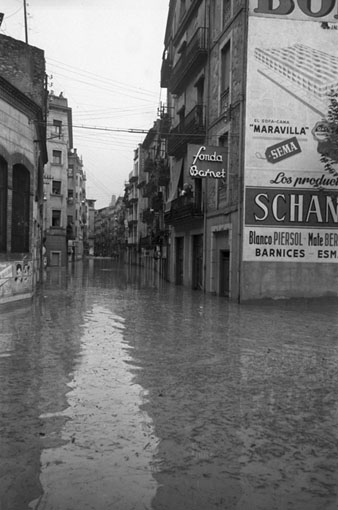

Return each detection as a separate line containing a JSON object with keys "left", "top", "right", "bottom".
{"left": 187, "top": 144, "right": 228, "bottom": 178}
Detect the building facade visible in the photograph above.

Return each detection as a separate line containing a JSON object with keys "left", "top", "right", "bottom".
{"left": 44, "top": 93, "right": 87, "bottom": 266}
{"left": 161, "top": 0, "right": 338, "bottom": 301}
{"left": 86, "top": 199, "right": 96, "bottom": 256}
{"left": 94, "top": 197, "right": 126, "bottom": 259}
{"left": 0, "top": 35, "right": 47, "bottom": 304}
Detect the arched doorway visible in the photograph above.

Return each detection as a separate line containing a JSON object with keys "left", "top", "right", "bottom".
{"left": 11, "top": 164, "right": 30, "bottom": 253}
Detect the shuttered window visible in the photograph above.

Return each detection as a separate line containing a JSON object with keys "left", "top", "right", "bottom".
{"left": 0, "top": 157, "right": 7, "bottom": 252}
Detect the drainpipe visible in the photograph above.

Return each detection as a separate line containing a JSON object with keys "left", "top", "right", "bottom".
{"left": 203, "top": 0, "right": 211, "bottom": 293}
{"left": 237, "top": 6, "right": 249, "bottom": 303}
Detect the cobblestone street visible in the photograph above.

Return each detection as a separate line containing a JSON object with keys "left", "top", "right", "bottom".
{"left": 1, "top": 259, "right": 338, "bottom": 510}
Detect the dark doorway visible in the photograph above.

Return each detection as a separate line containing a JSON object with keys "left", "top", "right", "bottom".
{"left": 219, "top": 250, "right": 230, "bottom": 297}
{"left": 175, "top": 237, "right": 184, "bottom": 285}
{"left": 192, "top": 234, "right": 203, "bottom": 290}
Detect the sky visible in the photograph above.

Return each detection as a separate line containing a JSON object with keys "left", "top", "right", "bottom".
{"left": 0, "top": 0, "right": 169, "bottom": 209}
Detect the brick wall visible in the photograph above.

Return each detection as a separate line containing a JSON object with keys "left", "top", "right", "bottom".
{"left": 0, "top": 35, "right": 45, "bottom": 109}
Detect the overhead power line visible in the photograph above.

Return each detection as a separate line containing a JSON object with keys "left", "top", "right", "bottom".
{"left": 73, "top": 125, "right": 149, "bottom": 135}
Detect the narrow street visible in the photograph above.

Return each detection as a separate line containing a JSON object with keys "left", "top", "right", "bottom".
{"left": 1, "top": 258, "right": 338, "bottom": 510}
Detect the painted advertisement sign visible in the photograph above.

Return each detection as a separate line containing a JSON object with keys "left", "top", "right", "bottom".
{"left": 243, "top": 0, "right": 338, "bottom": 262}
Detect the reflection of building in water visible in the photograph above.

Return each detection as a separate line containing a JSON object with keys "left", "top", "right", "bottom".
{"left": 255, "top": 44, "right": 338, "bottom": 101}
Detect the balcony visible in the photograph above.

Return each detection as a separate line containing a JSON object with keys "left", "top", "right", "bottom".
{"left": 168, "top": 104, "right": 206, "bottom": 158}
{"left": 143, "top": 181, "right": 157, "bottom": 198}
{"left": 144, "top": 157, "right": 155, "bottom": 173}
{"left": 164, "top": 195, "right": 203, "bottom": 225}
{"left": 142, "top": 208, "right": 155, "bottom": 224}
{"left": 128, "top": 219, "right": 138, "bottom": 229}
{"left": 129, "top": 174, "right": 138, "bottom": 183}
{"left": 159, "top": 114, "right": 171, "bottom": 138}
{"left": 158, "top": 162, "right": 170, "bottom": 186}
{"left": 160, "top": 55, "right": 172, "bottom": 88}
{"left": 124, "top": 199, "right": 133, "bottom": 209}
{"left": 139, "top": 235, "right": 153, "bottom": 248}
{"left": 151, "top": 192, "right": 163, "bottom": 212}
{"left": 169, "top": 27, "right": 208, "bottom": 95}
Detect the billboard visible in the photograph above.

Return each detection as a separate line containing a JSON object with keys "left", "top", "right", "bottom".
{"left": 244, "top": 0, "right": 338, "bottom": 262}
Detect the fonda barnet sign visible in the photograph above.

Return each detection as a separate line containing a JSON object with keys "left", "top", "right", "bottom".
{"left": 188, "top": 144, "right": 228, "bottom": 178}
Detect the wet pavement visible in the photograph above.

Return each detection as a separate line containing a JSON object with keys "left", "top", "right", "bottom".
{"left": 1, "top": 258, "right": 338, "bottom": 510}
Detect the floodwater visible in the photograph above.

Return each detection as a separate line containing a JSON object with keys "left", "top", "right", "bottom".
{"left": 1, "top": 259, "right": 338, "bottom": 510}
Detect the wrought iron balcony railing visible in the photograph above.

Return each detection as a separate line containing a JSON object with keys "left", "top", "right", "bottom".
{"left": 168, "top": 104, "right": 206, "bottom": 158}
{"left": 169, "top": 27, "right": 208, "bottom": 95}
{"left": 164, "top": 195, "right": 203, "bottom": 225}
{"left": 144, "top": 157, "right": 156, "bottom": 173}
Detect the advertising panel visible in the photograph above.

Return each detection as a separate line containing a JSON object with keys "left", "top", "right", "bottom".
{"left": 244, "top": 0, "right": 338, "bottom": 262}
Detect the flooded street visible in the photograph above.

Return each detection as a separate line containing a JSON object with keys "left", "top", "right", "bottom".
{"left": 1, "top": 259, "right": 338, "bottom": 510}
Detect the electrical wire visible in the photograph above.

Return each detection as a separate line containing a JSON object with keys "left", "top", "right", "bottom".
{"left": 47, "top": 57, "right": 159, "bottom": 98}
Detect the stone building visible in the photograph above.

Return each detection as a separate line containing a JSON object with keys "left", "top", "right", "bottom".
{"left": 94, "top": 198, "right": 126, "bottom": 259}
{"left": 43, "top": 93, "right": 87, "bottom": 266}
{"left": 0, "top": 35, "right": 47, "bottom": 304}
{"left": 85, "top": 199, "right": 96, "bottom": 256}
{"left": 161, "top": 0, "right": 338, "bottom": 301}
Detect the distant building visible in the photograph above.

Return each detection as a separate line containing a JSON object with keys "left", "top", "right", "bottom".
{"left": 94, "top": 198, "right": 126, "bottom": 258}
{"left": 44, "top": 93, "right": 87, "bottom": 266}
{"left": 85, "top": 199, "right": 96, "bottom": 256}
{"left": 0, "top": 35, "right": 47, "bottom": 304}
{"left": 67, "top": 147, "right": 87, "bottom": 261}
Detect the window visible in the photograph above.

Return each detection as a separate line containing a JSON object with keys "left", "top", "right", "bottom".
{"left": 219, "top": 133, "right": 229, "bottom": 192}
{"left": 196, "top": 77, "right": 204, "bottom": 105}
{"left": 178, "top": 105, "right": 185, "bottom": 125}
{"left": 68, "top": 189, "right": 74, "bottom": 198}
{"left": 52, "top": 150, "right": 62, "bottom": 165}
{"left": 11, "top": 165, "right": 30, "bottom": 252}
{"left": 179, "top": 0, "right": 186, "bottom": 20}
{"left": 52, "top": 180, "right": 61, "bottom": 195}
{"left": 0, "top": 157, "right": 7, "bottom": 252}
{"left": 53, "top": 120, "right": 62, "bottom": 137}
{"left": 52, "top": 210, "right": 61, "bottom": 227}
{"left": 223, "top": 0, "right": 231, "bottom": 26}
{"left": 221, "top": 41, "right": 231, "bottom": 93}
{"left": 221, "top": 41, "right": 231, "bottom": 115}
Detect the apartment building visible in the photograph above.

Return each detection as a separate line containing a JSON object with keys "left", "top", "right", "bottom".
{"left": 67, "top": 148, "right": 87, "bottom": 261}
{"left": 161, "top": 0, "right": 338, "bottom": 300}
{"left": 140, "top": 118, "right": 170, "bottom": 276}
{"left": 86, "top": 199, "right": 96, "bottom": 256}
{"left": 44, "top": 93, "right": 87, "bottom": 266}
{"left": 0, "top": 35, "right": 47, "bottom": 304}
{"left": 94, "top": 197, "right": 126, "bottom": 258}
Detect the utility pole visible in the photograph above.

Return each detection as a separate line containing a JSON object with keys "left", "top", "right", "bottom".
{"left": 23, "top": 0, "right": 28, "bottom": 44}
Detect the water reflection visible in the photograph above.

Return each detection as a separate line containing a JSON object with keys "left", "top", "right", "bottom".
{"left": 0, "top": 260, "right": 338, "bottom": 510}
{"left": 0, "top": 273, "right": 85, "bottom": 510}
